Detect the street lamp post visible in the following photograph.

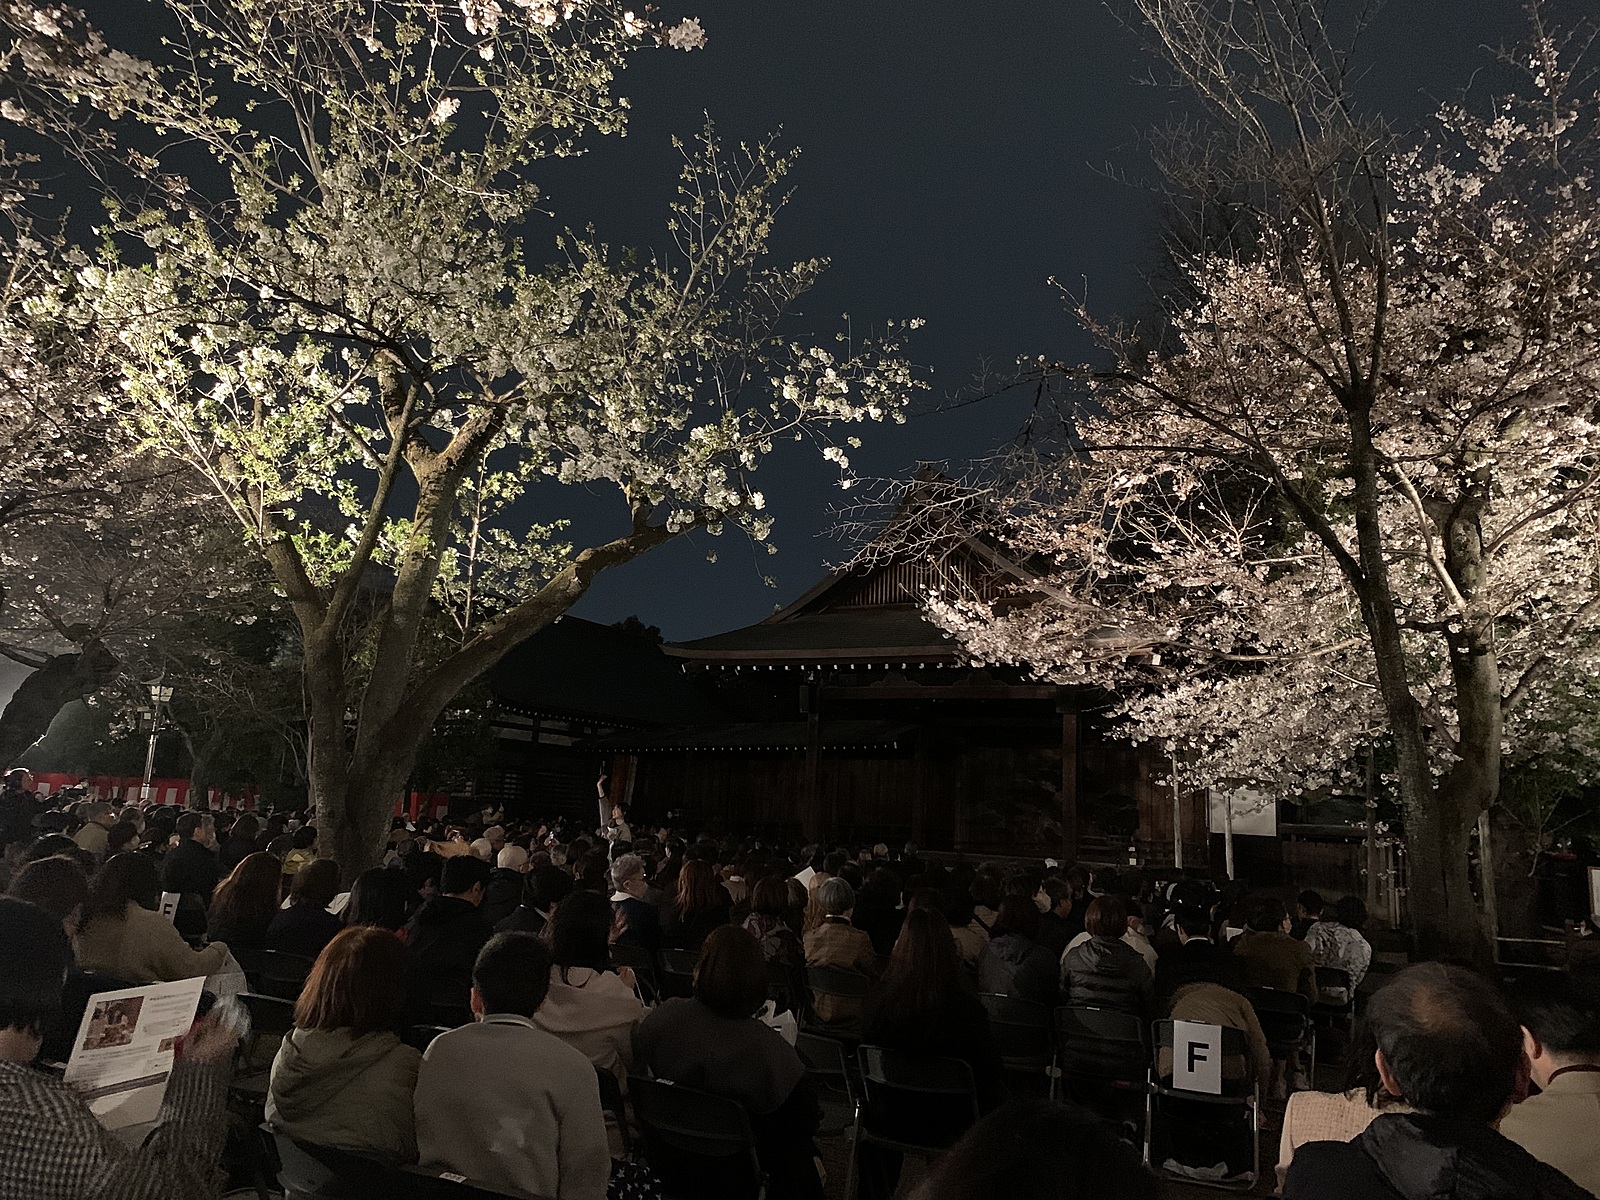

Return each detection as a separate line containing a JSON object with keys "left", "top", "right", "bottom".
{"left": 140, "top": 680, "right": 174, "bottom": 804}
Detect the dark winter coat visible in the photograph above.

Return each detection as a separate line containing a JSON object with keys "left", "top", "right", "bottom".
{"left": 402, "top": 895, "right": 493, "bottom": 1024}
{"left": 1061, "top": 934, "right": 1153, "bottom": 1018}
{"left": 1285, "top": 1112, "right": 1595, "bottom": 1200}
{"left": 481, "top": 868, "right": 524, "bottom": 929}
{"left": 976, "top": 933, "right": 1059, "bottom": 1008}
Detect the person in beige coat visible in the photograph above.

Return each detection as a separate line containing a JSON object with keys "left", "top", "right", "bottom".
{"left": 1166, "top": 981, "right": 1273, "bottom": 1097}
{"left": 266, "top": 927, "right": 420, "bottom": 1164}
{"left": 803, "top": 878, "right": 879, "bottom": 1027}
{"left": 73, "top": 854, "right": 230, "bottom": 984}
{"left": 1500, "top": 967, "right": 1600, "bottom": 1194}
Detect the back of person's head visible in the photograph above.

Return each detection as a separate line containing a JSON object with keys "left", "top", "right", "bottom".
{"left": 82, "top": 801, "right": 114, "bottom": 825}
{"left": 1334, "top": 895, "right": 1368, "bottom": 931}
{"left": 6, "top": 856, "right": 89, "bottom": 927}
{"left": 549, "top": 889, "right": 612, "bottom": 974}
{"left": 440, "top": 853, "right": 491, "bottom": 898}
{"left": 1039, "top": 875, "right": 1072, "bottom": 910}
{"left": 229, "top": 813, "right": 260, "bottom": 843}
{"left": 524, "top": 863, "right": 574, "bottom": 911}
{"left": 290, "top": 825, "right": 318, "bottom": 850}
{"left": 1297, "top": 889, "right": 1324, "bottom": 917}
{"left": 675, "top": 858, "right": 723, "bottom": 917}
{"left": 694, "top": 925, "right": 768, "bottom": 1019}
{"left": 175, "top": 811, "right": 211, "bottom": 841}
{"left": 473, "top": 932, "right": 552, "bottom": 1018}
{"left": 609, "top": 852, "right": 645, "bottom": 892}
{"left": 909, "top": 1098, "right": 1159, "bottom": 1200}
{"left": 24, "top": 834, "right": 76, "bottom": 864}
{"left": 1514, "top": 964, "right": 1600, "bottom": 1062}
{"left": 1367, "top": 962, "right": 1522, "bottom": 1123}
{"left": 345, "top": 867, "right": 412, "bottom": 931}
{"left": 105, "top": 819, "right": 142, "bottom": 857}
{"left": 878, "top": 908, "right": 968, "bottom": 1029}
{"left": 0, "top": 898, "right": 71, "bottom": 1039}
{"left": 290, "top": 858, "right": 340, "bottom": 909}
{"left": 818, "top": 876, "right": 855, "bottom": 916}
{"left": 1084, "top": 895, "right": 1129, "bottom": 940}
{"left": 907, "top": 887, "right": 947, "bottom": 921}
{"left": 469, "top": 837, "right": 494, "bottom": 862}
{"left": 971, "top": 868, "right": 1003, "bottom": 911}
{"left": 1248, "top": 897, "right": 1288, "bottom": 934}
{"left": 496, "top": 844, "right": 529, "bottom": 872}
{"left": 993, "top": 894, "right": 1041, "bottom": 941}
{"left": 751, "top": 873, "right": 789, "bottom": 917}
{"left": 1172, "top": 901, "right": 1212, "bottom": 938}
{"left": 294, "top": 925, "right": 406, "bottom": 1035}
{"left": 211, "top": 852, "right": 283, "bottom": 926}
{"left": 81, "top": 853, "right": 162, "bottom": 930}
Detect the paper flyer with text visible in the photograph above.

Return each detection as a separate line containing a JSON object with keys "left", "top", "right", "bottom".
{"left": 63, "top": 976, "right": 205, "bottom": 1129}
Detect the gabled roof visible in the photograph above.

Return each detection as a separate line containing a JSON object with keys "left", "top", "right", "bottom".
{"left": 490, "top": 616, "right": 725, "bottom": 726}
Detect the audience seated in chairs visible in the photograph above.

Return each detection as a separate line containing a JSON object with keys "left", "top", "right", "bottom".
{"left": 1277, "top": 1016, "right": 1411, "bottom": 1188}
{"left": 265, "top": 858, "right": 345, "bottom": 960}
{"left": 1154, "top": 899, "right": 1242, "bottom": 1003}
{"left": 403, "top": 854, "right": 494, "bottom": 1026}
{"left": 1167, "top": 980, "right": 1273, "bottom": 1097}
{"left": 633, "top": 924, "right": 824, "bottom": 1200}
{"left": 660, "top": 857, "right": 733, "bottom": 951}
{"left": 415, "top": 931, "right": 612, "bottom": 1200}
{"left": 858, "top": 908, "right": 1007, "bottom": 1200}
{"left": 977, "top": 894, "right": 1059, "bottom": 1009}
{"left": 344, "top": 865, "right": 416, "bottom": 933}
{"left": 1232, "top": 897, "right": 1319, "bottom": 1004}
{"left": 266, "top": 925, "right": 421, "bottom": 1165}
{"left": 533, "top": 889, "right": 647, "bottom": 1086}
{"left": 206, "top": 851, "right": 282, "bottom": 953}
{"left": 609, "top": 853, "right": 661, "bottom": 953}
{"left": 1033, "top": 875, "right": 1078, "bottom": 958}
{"left": 1303, "top": 896, "right": 1373, "bottom": 1006}
{"left": 496, "top": 862, "right": 574, "bottom": 936}
{"left": 1060, "top": 895, "right": 1153, "bottom": 1021}
{"left": 6, "top": 853, "right": 112, "bottom": 1064}
{"left": 0, "top": 897, "right": 240, "bottom": 1200}
{"left": 803, "top": 877, "right": 879, "bottom": 1028}
{"left": 907, "top": 1098, "right": 1159, "bottom": 1200}
{"left": 741, "top": 875, "right": 805, "bottom": 969}
{"left": 481, "top": 844, "right": 529, "bottom": 928}
{"left": 1284, "top": 961, "right": 1591, "bottom": 1200}
{"left": 1500, "top": 963, "right": 1600, "bottom": 1194}
{"left": 73, "top": 852, "right": 232, "bottom": 984}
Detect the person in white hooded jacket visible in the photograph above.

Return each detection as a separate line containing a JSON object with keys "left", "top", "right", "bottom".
{"left": 532, "top": 890, "right": 645, "bottom": 1083}
{"left": 266, "top": 926, "right": 420, "bottom": 1164}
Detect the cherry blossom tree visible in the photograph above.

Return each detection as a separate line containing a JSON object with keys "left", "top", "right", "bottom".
{"left": 2, "top": 0, "right": 919, "bottom": 874}
{"left": 928, "top": 2, "right": 1600, "bottom": 957}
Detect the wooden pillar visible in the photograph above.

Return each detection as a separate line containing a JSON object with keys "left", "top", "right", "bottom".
{"left": 912, "top": 722, "right": 928, "bottom": 848}
{"left": 1059, "top": 709, "right": 1079, "bottom": 862}
{"left": 801, "top": 678, "right": 822, "bottom": 842}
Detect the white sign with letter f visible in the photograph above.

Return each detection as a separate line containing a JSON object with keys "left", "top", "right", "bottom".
{"left": 1172, "top": 1019, "right": 1223, "bottom": 1094}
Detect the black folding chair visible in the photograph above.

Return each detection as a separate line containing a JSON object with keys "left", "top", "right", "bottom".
{"left": 249, "top": 950, "right": 316, "bottom": 1001}
{"left": 1244, "top": 987, "right": 1316, "bottom": 1078}
{"left": 609, "top": 943, "right": 660, "bottom": 1004}
{"left": 1313, "top": 967, "right": 1356, "bottom": 1015}
{"left": 849, "top": 1046, "right": 978, "bottom": 1200}
{"left": 235, "top": 991, "right": 297, "bottom": 1079}
{"left": 803, "top": 965, "right": 871, "bottom": 1040}
{"left": 980, "top": 993, "right": 1058, "bottom": 1097}
{"left": 630, "top": 1074, "right": 766, "bottom": 1200}
{"left": 658, "top": 947, "right": 699, "bottom": 999}
{"left": 795, "top": 1030, "right": 856, "bottom": 1136}
{"left": 1144, "top": 1021, "right": 1259, "bottom": 1191}
{"left": 258, "top": 1121, "right": 397, "bottom": 1199}
{"left": 595, "top": 1065, "right": 634, "bottom": 1155}
{"left": 766, "top": 959, "right": 805, "bottom": 1018}
{"left": 397, "top": 1166, "right": 553, "bottom": 1198}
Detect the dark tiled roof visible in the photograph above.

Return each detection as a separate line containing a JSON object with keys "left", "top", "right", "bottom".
{"left": 583, "top": 719, "right": 917, "bottom": 753}
{"left": 489, "top": 617, "right": 725, "bottom": 727}
{"left": 666, "top": 606, "right": 960, "bottom": 663}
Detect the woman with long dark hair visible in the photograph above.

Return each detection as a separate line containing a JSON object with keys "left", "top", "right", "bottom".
{"left": 207, "top": 851, "right": 282, "bottom": 951}
{"left": 533, "top": 890, "right": 645, "bottom": 1083}
{"left": 661, "top": 858, "right": 731, "bottom": 951}
{"left": 345, "top": 867, "right": 415, "bottom": 934}
{"left": 266, "top": 925, "right": 419, "bottom": 1163}
{"left": 74, "top": 854, "right": 232, "bottom": 982}
{"left": 265, "top": 859, "right": 344, "bottom": 960}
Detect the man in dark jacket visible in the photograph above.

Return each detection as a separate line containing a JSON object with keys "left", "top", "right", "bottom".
{"left": 404, "top": 854, "right": 494, "bottom": 1025}
{"left": 1155, "top": 903, "right": 1242, "bottom": 1005}
{"left": 1285, "top": 962, "right": 1592, "bottom": 1200}
{"left": 161, "top": 811, "right": 222, "bottom": 938}
{"left": 1034, "top": 875, "right": 1077, "bottom": 957}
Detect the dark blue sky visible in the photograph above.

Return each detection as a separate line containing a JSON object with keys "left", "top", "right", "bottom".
{"left": 544, "top": 0, "right": 1575, "bottom": 639}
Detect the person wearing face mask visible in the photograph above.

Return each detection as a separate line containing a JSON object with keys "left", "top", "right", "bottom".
{"left": 1034, "top": 875, "right": 1077, "bottom": 957}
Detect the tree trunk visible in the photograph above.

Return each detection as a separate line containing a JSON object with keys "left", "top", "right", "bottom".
{"left": 1489, "top": 806, "right": 1543, "bottom": 941}
{"left": 0, "top": 641, "right": 118, "bottom": 768}
{"left": 1399, "top": 781, "right": 1486, "bottom": 961}
{"left": 186, "top": 726, "right": 226, "bottom": 810}
{"left": 309, "top": 738, "right": 414, "bottom": 886}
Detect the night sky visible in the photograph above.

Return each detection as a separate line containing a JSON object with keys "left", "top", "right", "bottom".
{"left": 542, "top": 0, "right": 1581, "bottom": 640}
{"left": 54, "top": 1, "right": 1596, "bottom": 647}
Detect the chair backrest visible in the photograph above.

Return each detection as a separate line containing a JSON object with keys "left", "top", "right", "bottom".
{"left": 238, "top": 991, "right": 298, "bottom": 1039}
{"left": 766, "top": 959, "right": 805, "bottom": 1016}
{"left": 1152, "top": 1020, "right": 1255, "bottom": 1098}
{"left": 657, "top": 947, "right": 698, "bottom": 1000}
{"left": 608, "top": 943, "right": 660, "bottom": 1003}
{"left": 261, "top": 1121, "right": 397, "bottom": 1199}
{"left": 404, "top": 1024, "right": 453, "bottom": 1054}
{"left": 1244, "top": 987, "right": 1312, "bottom": 1043}
{"left": 807, "top": 964, "right": 871, "bottom": 1000}
{"left": 397, "top": 1166, "right": 551, "bottom": 1199}
{"left": 1314, "top": 966, "right": 1354, "bottom": 1008}
{"left": 857, "top": 1045, "right": 979, "bottom": 1151}
{"left": 980, "top": 993, "right": 1053, "bottom": 1063}
{"left": 629, "top": 1074, "right": 764, "bottom": 1200}
{"left": 254, "top": 950, "right": 316, "bottom": 1000}
{"left": 795, "top": 1030, "right": 850, "bottom": 1080}
{"left": 1054, "top": 1004, "right": 1147, "bottom": 1081}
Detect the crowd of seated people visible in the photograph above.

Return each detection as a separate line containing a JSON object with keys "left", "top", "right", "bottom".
{"left": 2, "top": 779, "right": 1599, "bottom": 1199}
